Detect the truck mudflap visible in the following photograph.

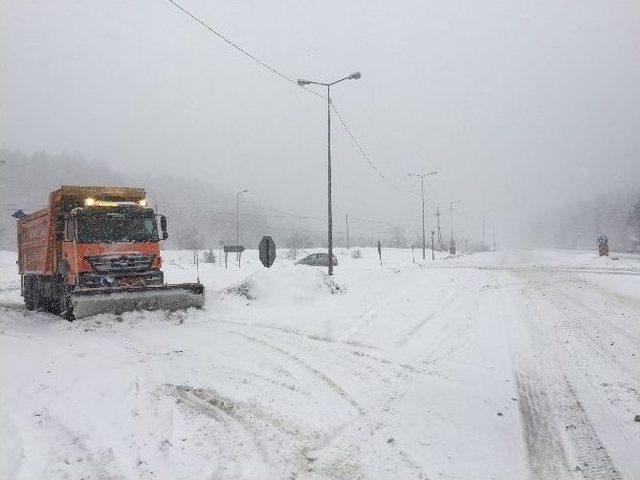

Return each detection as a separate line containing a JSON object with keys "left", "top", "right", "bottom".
{"left": 70, "top": 283, "right": 205, "bottom": 319}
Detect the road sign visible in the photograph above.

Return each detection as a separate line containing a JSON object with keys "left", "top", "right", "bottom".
{"left": 259, "top": 236, "right": 277, "bottom": 268}
{"left": 223, "top": 245, "right": 245, "bottom": 268}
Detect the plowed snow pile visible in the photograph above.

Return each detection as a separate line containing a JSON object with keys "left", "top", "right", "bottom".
{"left": 225, "top": 266, "right": 344, "bottom": 303}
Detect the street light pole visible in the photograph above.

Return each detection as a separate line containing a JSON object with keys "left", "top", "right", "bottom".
{"left": 449, "top": 200, "right": 459, "bottom": 251}
{"left": 420, "top": 176, "right": 425, "bottom": 259}
{"left": 298, "top": 71, "right": 361, "bottom": 275}
{"left": 236, "top": 189, "right": 249, "bottom": 264}
{"left": 450, "top": 203, "right": 453, "bottom": 244}
{"left": 493, "top": 225, "right": 496, "bottom": 251}
{"left": 409, "top": 171, "right": 438, "bottom": 260}
{"left": 327, "top": 84, "right": 333, "bottom": 274}
{"left": 346, "top": 213, "right": 350, "bottom": 251}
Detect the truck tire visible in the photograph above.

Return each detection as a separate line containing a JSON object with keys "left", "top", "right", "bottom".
{"left": 24, "top": 277, "right": 36, "bottom": 310}
{"left": 52, "top": 279, "right": 74, "bottom": 321}
{"left": 31, "top": 277, "right": 44, "bottom": 311}
{"left": 59, "top": 288, "right": 74, "bottom": 321}
{"left": 30, "top": 276, "right": 49, "bottom": 312}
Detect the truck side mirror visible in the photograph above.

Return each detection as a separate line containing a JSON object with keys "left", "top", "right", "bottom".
{"left": 160, "top": 215, "right": 168, "bottom": 240}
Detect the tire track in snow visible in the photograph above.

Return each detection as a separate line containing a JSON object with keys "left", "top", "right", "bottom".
{"left": 558, "top": 281, "right": 640, "bottom": 350}
{"left": 235, "top": 326, "right": 436, "bottom": 478}
{"left": 395, "top": 286, "right": 464, "bottom": 347}
{"left": 173, "top": 384, "right": 360, "bottom": 478}
{"left": 532, "top": 274, "right": 640, "bottom": 384}
{"left": 562, "top": 379, "right": 622, "bottom": 480}
{"left": 233, "top": 332, "right": 366, "bottom": 415}
{"left": 435, "top": 264, "right": 640, "bottom": 276}
{"left": 262, "top": 323, "right": 424, "bottom": 376}
{"left": 515, "top": 372, "right": 571, "bottom": 480}
{"left": 172, "top": 384, "right": 276, "bottom": 474}
{"left": 338, "top": 295, "right": 394, "bottom": 342}
{"left": 174, "top": 384, "right": 305, "bottom": 437}
{"left": 515, "top": 371, "right": 622, "bottom": 480}
{"left": 212, "top": 317, "right": 378, "bottom": 350}
{"left": 513, "top": 272, "right": 631, "bottom": 480}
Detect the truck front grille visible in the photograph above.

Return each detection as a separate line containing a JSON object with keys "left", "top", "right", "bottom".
{"left": 78, "top": 270, "right": 163, "bottom": 288}
{"left": 87, "top": 253, "right": 154, "bottom": 273}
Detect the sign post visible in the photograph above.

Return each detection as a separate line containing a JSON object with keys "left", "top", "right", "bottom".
{"left": 224, "top": 245, "right": 245, "bottom": 268}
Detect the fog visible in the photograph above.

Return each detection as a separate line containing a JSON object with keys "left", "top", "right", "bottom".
{"left": 2, "top": 0, "right": 640, "bottom": 247}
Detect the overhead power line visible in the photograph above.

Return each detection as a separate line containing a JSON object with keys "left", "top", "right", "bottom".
{"left": 330, "top": 102, "right": 402, "bottom": 191}
{"left": 163, "top": 0, "right": 400, "bottom": 192}
{"left": 166, "top": 0, "right": 323, "bottom": 99}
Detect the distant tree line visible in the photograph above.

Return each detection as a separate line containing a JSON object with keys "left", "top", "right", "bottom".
{"left": 526, "top": 191, "right": 640, "bottom": 252}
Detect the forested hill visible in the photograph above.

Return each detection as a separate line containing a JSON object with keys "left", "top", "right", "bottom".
{"left": 0, "top": 149, "right": 325, "bottom": 251}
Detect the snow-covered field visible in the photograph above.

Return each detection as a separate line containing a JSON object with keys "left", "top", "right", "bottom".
{"left": 1, "top": 247, "right": 639, "bottom": 479}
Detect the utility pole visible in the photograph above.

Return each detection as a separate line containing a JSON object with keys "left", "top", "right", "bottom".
{"left": 449, "top": 200, "right": 459, "bottom": 253}
{"left": 420, "top": 176, "right": 426, "bottom": 259}
{"left": 492, "top": 226, "right": 496, "bottom": 251}
{"left": 409, "top": 171, "right": 438, "bottom": 259}
{"left": 482, "top": 215, "right": 485, "bottom": 248}
{"left": 236, "top": 189, "right": 249, "bottom": 265}
{"left": 436, "top": 207, "right": 442, "bottom": 247}
{"left": 431, "top": 230, "right": 435, "bottom": 260}
{"left": 346, "top": 213, "right": 350, "bottom": 251}
{"left": 298, "top": 71, "right": 361, "bottom": 276}
{"left": 450, "top": 202, "right": 454, "bottom": 244}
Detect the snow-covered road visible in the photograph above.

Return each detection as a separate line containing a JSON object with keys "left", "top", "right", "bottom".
{"left": 1, "top": 248, "right": 639, "bottom": 479}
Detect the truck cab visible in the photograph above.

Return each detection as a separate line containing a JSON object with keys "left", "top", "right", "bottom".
{"left": 61, "top": 204, "right": 166, "bottom": 289}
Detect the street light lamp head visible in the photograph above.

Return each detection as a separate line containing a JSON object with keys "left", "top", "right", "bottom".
{"left": 348, "top": 71, "right": 361, "bottom": 80}
{"left": 428, "top": 171, "right": 439, "bottom": 176}
{"left": 297, "top": 79, "right": 311, "bottom": 86}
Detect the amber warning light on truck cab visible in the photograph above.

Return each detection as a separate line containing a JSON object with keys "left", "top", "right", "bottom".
{"left": 84, "top": 197, "right": 148, "bottom": 207}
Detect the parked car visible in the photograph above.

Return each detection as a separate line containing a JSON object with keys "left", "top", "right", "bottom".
{"left": 296, "top": 252, "right": 338, "bottom": 267}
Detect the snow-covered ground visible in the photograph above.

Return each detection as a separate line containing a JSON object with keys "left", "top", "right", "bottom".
{"left": 1, "top": 247, "right": 639, "bottom": 479}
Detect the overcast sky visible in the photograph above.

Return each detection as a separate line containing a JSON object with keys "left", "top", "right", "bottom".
{"left": 2, "top": 0, "right": 640, "bottom": 244}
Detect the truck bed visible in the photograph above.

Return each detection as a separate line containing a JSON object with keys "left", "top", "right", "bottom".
{"left": 17, "top": 207, "right": 56, "bottom": 275}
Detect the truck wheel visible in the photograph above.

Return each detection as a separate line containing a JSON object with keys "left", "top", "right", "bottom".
{"left": 32, "top": 277, "right": 45, "bottom": 311}
{"left": 61, "top": 295, "right": 74, "bottom": 321}
{"left": 24, "top": 277, "right": 35, "bottom": 310}
{"left": 58, "top": 286, "right": 74, "bottom": 321}
{"left": 48, "top": 277, "right": 64, "bottom": 315}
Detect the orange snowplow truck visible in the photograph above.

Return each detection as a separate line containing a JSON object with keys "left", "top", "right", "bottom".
{"left": 17, "top": 186, "right": 204, "bottom": 319}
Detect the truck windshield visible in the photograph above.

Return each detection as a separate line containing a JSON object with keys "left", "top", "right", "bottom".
{"left": 77, "top": 211, "right": 159, "bottom": 243}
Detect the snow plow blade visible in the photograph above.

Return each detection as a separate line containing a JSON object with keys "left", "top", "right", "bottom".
{"left": 70, "top": 283, "right": 205, "bottom": 319}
